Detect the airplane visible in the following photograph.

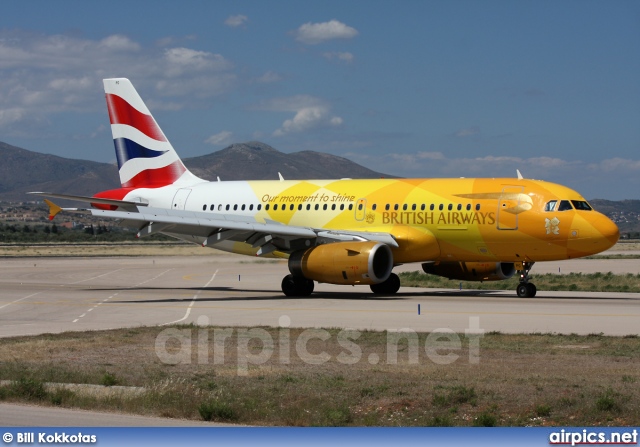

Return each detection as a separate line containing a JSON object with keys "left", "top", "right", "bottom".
{"left": 31, "top": 78, "right": 620, "bottom": 298}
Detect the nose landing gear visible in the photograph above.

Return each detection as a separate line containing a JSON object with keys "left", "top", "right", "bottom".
{"left": 515, "top": 262, "right": 537, "bottom": 298}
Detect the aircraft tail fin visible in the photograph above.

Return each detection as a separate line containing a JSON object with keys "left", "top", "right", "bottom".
{"left": 103, "top": 78, "right": 203, "bottom": 189}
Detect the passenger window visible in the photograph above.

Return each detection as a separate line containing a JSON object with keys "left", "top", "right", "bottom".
{"left": 544, "top": 200, "right": 557, "bottom": 212}
{"left": 315, "top": 204, "right": 319, "bottom": 210}
{"left": 241, "top": 204, "right": 246, "bottom": 211}
{"left": 412, "top": 204, "right": 417, "bottom": 211}
{"left": 226, "top": 204, "right": 230, "bottom": 211}
{"left": 394, "top": 204, "right": 399, "bottom": 211}
{"left": 421, "top": 204, "right": 425, "bottom": 211}
{"left": 466, "top": 204, "right": 471, "bottom": 211}
{"left": 457, "top": 204, "right": 462, "bottom": 211}
{"left": 439, "top": 204, "right": 443, "bottom": 211}
{"left": 430, "top": 204, "right": 435, "bottom": 211}
{"left": 340, "top": 204, "right": 345, "bottom": 210}
{"left": 265, "top": 204, "right": 270, "bottom": 211}
{"left": 202, "top": 205, "right": 206, "bottom": 211}
{"left": 403, "top": 204, "right": 408, "bottom": 211}
{"left": 273, "top": 204, "right": 278, "bottom": 211}
{"left": 448, "top": 204, "right": 453, "bottom": 211}
{"left": 372, "top": 204, "right": 377, "bottom": 211}
{"left": 571, "top": 200, "right": 592, "bottom": 211}
{"left": 558, "top": 200, "right": 573, "bottom": 211}
{"left": 323, "top": 204, "right": 328, "bottom": 210}
{"left": 257, "top": 204, "right": 262, "bottom": 211}
{"left": 475, "top": 204, "right": 480, "bottom": 211}
{"left": 298, "top": 204, "right": 302, "bottom": 211}
{"left": 349, "top": 204, "right": 353, "bottom": 211}
{"left": 290, "top": 204, "right": 294, "bottom": 211}
{"left": 385, "top": 204, "right": 390, "bottom": 211}
{"left": 250, "top": 204, "right": 254, "bottom": 211}
{"left": 307, "top": 204, "right": 311, "bottom": 210}
{"left": 331, "top": 204, "right": 336, "bottom": 210}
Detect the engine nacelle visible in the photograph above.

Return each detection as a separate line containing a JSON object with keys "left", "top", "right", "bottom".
{"left": 289, "top": 241, "right": 393, "bottom": 285}
{"left": 421, "top": 261, "right": 515, "bottom": 282}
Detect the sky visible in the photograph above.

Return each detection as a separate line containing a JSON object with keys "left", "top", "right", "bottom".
{"left": 0, "top": 0, "right": 638, "bottom": 200}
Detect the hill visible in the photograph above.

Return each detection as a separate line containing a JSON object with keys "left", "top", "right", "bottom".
{"left": 0, "top": 141, "right": 389, "bottom": 202}
{"left": 184, "top": 141, "right": 390, "bottom": 181}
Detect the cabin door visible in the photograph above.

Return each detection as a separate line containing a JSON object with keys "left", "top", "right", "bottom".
{"left": 172, "top": 188, "right": 192, "bottom": 210}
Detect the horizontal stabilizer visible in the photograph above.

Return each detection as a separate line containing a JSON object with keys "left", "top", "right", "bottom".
{"left": 28, "top": 192, "right": 149, "bottom": 209}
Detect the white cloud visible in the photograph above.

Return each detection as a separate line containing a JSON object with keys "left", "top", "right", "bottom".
{"left": 225, "top": 15, "right": 248, "bottom": 28}
{"left": 163, "top": 47, "right": 233, "bottom": 77}
{"left": 0, "top": 30, "right": 238, "bottom": 133}
{"left": 205, "top": 131, "right": 233, "bottom": 146}
{"left": 98, "top": 35, "right": 141, "bottom": 52}
{"left": 454, "top": 126, "right": 481, "bottom": 137}
{"left": 597, "top": 157, "right": 640, "bottom": 172}
{"left": 256, "top": 71, "right": 283, "bottom": 83}
{"left": 256, "top": 95, "right": 343, "bottom": 136}
{"left": 294, "top": 19, "right": 358, "bottom": 45}
{"left": 323, "top": 52, "right": 354, "bottom": 63}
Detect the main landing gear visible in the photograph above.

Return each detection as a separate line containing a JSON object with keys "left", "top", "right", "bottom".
{"left": 516, "top": 262, "right": 537, "bottom": 298}
{"left": 370, "top": 273, "right": 401, "bottom": 295}
{"left": 280, "top": 273, "right": 402, "bottom": 297}
{"left": 281, "top": 274, "right": 314, "bottom": 297}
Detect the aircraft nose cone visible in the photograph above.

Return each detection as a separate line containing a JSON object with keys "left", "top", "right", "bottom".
{"left": 593, "top": 212, "right": 620, "bottom": 251}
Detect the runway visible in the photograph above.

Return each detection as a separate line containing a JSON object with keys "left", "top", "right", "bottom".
{"left": 0, "top": 253, "right": 638, "bottom": 338}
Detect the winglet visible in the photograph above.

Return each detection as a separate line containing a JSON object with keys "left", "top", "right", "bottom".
{"left": 516, "top": 169, "right": 524, "bottom": 180}
{"left": 278, "top": 172, "right": 285, "bottom": 181}
{"left": 44, "top": 199, "right": 63, "bottom": 221}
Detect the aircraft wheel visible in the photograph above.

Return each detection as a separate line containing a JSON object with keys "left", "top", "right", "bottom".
{"left": 516, "top": 283, "right": 529, "bottom": 298}
{"left": 370, "top": 273, "right": 401, "bottom": 295}
{"left": 526, "top": 283, "right": 537, "bottom": 298}
{"left": 281, "top": 275, "right": 314, "bottom": 297}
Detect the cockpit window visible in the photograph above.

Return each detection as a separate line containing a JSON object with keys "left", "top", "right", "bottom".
{"left": 557, "top": 200, "right": 573, "bottom": 211}
{"left": 544, "top": 200, "right": 557, "bottom": 212}
{"left": 571, "top": 200, "right": 592, "bottom": 211}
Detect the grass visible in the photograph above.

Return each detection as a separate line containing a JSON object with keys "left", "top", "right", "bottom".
{"left": 0, "top": 326, "right": 638, "bottom": 426}
{"left": 399, "top": 271, "right": 640, "bottom": 293}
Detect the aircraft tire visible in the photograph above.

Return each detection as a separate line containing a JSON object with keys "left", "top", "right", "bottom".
{"left": 370, "top": 273, "right": 401, "bottom": 295}
{"left": 281, "top": 275, "right": 314, "bottom": 297}
{"left": 516, "top": 283, "right": 529, "bottom": 298}
{"left": 526, "top": 283, "right": 537, "bottom": 297}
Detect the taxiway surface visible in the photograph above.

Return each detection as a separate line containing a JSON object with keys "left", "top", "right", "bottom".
{"left": 1, "top": 254, "right": 638, "bottom": 338}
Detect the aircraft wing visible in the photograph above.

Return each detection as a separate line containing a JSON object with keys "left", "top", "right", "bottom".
{"left": 89, "top": 206, "right": 398, "bottom": 255}
{"left": 34, "top": 193, "right": 398, "bottom": 256}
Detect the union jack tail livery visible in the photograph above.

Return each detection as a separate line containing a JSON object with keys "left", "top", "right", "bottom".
{"left": 104, "top": 78, "right": 203, "bottom": 189}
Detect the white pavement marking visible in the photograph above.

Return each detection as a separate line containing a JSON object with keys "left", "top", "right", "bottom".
{"left": 0, "top": 292, "right": 42, "bottom": 311}
{"left": 72, "top": 269, "right": 174, "bottom": 323}
{"left": 162, "top": 269, "right": 219, "bottom": 326}
{"left": 68, "top": 268, "right": 124, "bottom": 284}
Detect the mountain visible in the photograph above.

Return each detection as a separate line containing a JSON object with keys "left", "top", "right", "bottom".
{"left": 0, "top": 141, "right": 390, "bottom": 202}
{"left": 0, "top": 141, "right": 119, "bottom": 202}
{"left": 184, "top": 141, "right": 391, "bottom": 181}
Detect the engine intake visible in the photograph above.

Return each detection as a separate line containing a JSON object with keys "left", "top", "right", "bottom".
{"left": 289, "top": 241, "right": 393, "bottom": 285}
{"left": 421, "top": 261, "right": 515, "bottom": 282}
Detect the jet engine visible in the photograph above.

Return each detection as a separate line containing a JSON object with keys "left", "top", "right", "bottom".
{"left": 288, "top": 241, "right": 393, "bottom": 285}
{"left": 421, "top": 261, "right": 515, "bottom": 281}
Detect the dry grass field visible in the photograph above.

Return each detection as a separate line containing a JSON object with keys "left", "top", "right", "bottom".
{"left": 0, "top": 327, "right": 638, "bottom": 426}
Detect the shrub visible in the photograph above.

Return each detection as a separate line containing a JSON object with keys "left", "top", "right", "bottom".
{"left": 198, "top": 400, "right": 238, "bottom": 422}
